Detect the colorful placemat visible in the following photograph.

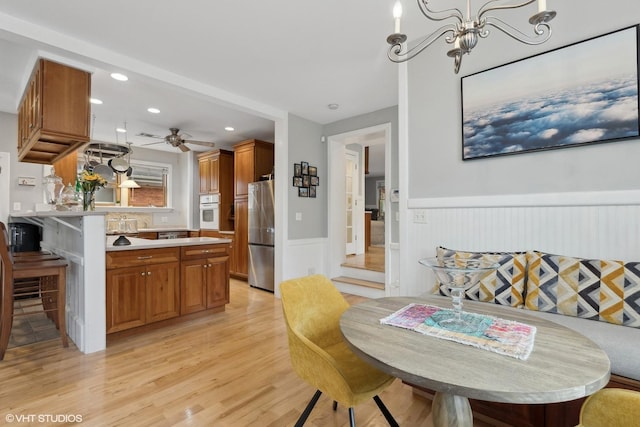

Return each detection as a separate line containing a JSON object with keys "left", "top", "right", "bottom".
{"left": 380, "top": 303, "right": 536, "bottom": 360}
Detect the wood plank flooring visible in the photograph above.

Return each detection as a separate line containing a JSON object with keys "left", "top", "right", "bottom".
{"left": 342, "top": 246, "right": 385, "bottom": 272}
{"left": 0, "top": 279, "right": 490, "bottom": 426}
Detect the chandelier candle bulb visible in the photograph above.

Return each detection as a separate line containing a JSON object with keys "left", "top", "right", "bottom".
{"left": 538, "top": 0, "right": 547, "bottom": 12}
{"left": 393, "top": 1, "right": 403, "bottom": 33}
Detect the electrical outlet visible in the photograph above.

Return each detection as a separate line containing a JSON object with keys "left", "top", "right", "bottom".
{"left": 413, "top": 209, "right": 428, "bottom": 224}
{"left": 308, "top": 267, "right": 316, "bottom": 275}
{"left": 13, "top": 202, "right": 21, "bottom": 211}
{"left": 295, "top": 212, "right": 302, "bottom": 221}
{"left": 161, "top": 216, "right": 168, "bottom": 223}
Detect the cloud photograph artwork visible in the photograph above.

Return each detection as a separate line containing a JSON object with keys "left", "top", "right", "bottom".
{"left": 462, "top": 25, "right": 639, "bottom": 160}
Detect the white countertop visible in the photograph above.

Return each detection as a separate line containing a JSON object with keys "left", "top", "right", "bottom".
{"left": 11, "top": 210, "right": 105, "bottom": 218}
{"left": 106, "top": 236, "right": 231, "bottom": 251}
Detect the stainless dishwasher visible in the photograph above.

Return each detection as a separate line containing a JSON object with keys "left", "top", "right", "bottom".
{"left": 157, "top": 231, "right": 188, "bottom": 239}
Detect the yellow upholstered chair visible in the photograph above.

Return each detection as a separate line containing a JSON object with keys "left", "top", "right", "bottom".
{"left": 577, "top": 388, "right": 640, "bottom": 427}
{"left": 280, "top": 274, "right": 397, "bottom": 427}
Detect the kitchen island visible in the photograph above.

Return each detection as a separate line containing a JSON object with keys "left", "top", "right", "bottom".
{"left": 105, "top": 235, "right": 232, "bottom": 335}
{"left": 9, "top": 211, "right": 231, "bottom": 353}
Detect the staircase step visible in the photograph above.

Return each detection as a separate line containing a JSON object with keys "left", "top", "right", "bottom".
{"left": 332, "top": 276, "right": 385, "bottom": 290}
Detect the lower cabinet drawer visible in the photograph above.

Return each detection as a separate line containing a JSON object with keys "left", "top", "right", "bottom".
{"left": 181, "top": 244, "right": 229, "bottom": 259}
{"left": 106, "top": 247, "right": 180, "bottom": 269}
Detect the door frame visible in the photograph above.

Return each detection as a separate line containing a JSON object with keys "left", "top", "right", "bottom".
{"left": 327, "top": 123, "right": 392, "bottom": 286}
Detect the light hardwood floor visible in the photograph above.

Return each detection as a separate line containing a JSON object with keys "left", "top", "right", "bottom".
{"left": 342, "top": 246, "right": 385, "bottom": 273}
{"left": 0, "top": 279, "right": 490, "bottom": 426}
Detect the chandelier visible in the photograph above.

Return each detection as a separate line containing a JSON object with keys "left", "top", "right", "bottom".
{"left": 386, "top": 0, "right": 557, "bottom": 73}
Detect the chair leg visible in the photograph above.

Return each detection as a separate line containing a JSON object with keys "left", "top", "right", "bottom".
{"left": 0, "top": 273, "right": 15, "bottom": 361}
{"left": 294, "top": 390, "right": 322, "bottom": 427}
{"left": 56, "top": 269, "right": 68, "bottom": 348}
{"left": 333, "top": 401, "right": 338, "bottom": 411}
{"left": 348, "top": 407, "right": 356, "bottom": 427}
{"left": 373, "top": 395, "right": 399, "bottom": 427}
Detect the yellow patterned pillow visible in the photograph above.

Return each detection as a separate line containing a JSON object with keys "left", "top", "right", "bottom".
{"left": 525, "top": 251, "right": 640, "bottom": 328}
{"left": 435, "top": 247, "right": 526, "bottom": 308}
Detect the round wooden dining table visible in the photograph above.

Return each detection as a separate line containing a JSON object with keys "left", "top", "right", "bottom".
{"left": 340, "top": 296, "right": 611, "bottom": 427}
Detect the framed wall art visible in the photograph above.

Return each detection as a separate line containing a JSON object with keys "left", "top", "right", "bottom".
{"left": 462, "top": 25, "right": 640, "bottom": 160}
{"left": 292, "top": 160, "right": 319, "bottom": 198}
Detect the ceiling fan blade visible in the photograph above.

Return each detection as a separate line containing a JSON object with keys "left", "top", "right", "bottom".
{"left": 141, "top": 141, "right": 165, "bottom": 146}
{"left": 178, "top": 144, "right": 191, "bottom": 152}
{"left": 136, "top": 132, "right": 164, "bottom": 139}
{"left": 185, "top": 140, "right": 216, "bottom": 148}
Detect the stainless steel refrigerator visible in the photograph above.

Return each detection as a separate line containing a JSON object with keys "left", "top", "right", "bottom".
{"left": 248, "top": 180, "right": 275, "bottom": 292}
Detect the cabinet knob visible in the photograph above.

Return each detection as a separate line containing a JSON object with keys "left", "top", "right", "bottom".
{"left": 208, "top": 264, "right": 212, "bottom": 267}
{"left": 147, "top": 271, "right": 151, "bottom": 276}
{"left": 203, "top": 264, "right": 207, "bottom": 269}
{"left": 137, "top": 256, "right": 153, "bottom": 260}
{"left": 141, "top": 272, "right": 146, "bottom": 276}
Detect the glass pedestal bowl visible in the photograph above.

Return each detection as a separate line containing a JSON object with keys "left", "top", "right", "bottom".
{"left": 419, "top": 257, "right": 499, "bottom": 333}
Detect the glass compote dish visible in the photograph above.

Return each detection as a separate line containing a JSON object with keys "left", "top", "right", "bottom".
{"left": 419, "top": 257, "right": 499, "bottom": 333}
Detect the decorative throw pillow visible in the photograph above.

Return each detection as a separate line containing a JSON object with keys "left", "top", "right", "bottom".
{"left": 525, "top": 251, "right": 640, "bottom": 328}
{"left": 434, "top": 247, "right": 527, "bottom": 308}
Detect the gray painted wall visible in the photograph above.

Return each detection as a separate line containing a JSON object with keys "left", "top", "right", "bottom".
{"left": 408, "top": 0, "right": 640, "bottom": 199}
{"left": 287, "top": 114, "right": 326, "bottom": 239}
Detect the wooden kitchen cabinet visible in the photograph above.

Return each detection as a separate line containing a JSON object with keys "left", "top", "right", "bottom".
{"left": 233, "top": 198, "right": 249, "bottom": 279}
{"left": 198, "top": 149, "right": 234, "bottom": 231}
{"left": 233, "top": 140, "right": 274, "bottom": 198}
{"left": 137, "top": 232, "right": 158, "bottom": 240}
{"left": 200, "top": 230, "right": 238, "bottom": 279}
{"left": 106, "top": 266, "right": 146, "bottom": 333}
{"left": 106, "top": 248, "right": 180, "bottom": 334}
{"left": 180, "top": 244, "right": 230, "bottom": 315}
{"left": 17, "top": 58, "right": 91, "bottom": 164}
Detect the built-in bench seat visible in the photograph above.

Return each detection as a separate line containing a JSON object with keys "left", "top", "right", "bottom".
{"left": 410, "top": 246, "right": 640, "bottom": 427}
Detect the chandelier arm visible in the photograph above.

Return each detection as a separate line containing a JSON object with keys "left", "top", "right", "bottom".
{"left": 418, "top": 0, "right": 463, "bottom": 24}
{"left": 484, "top": 16, "right": 552, "bottom": 45}
{"left": 478, "top": 0, "right": 536, "bottom": 20}
{"left": 388, "top": 25, "right": 458, "bottom": 63}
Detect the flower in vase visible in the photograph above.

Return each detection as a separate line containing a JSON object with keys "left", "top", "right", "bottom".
{"left": 80, "top": 170, "right": 108, "bottom": 192}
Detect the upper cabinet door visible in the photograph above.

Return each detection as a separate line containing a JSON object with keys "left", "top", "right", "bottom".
{"left": 234, "top": 147, "right": 254, "bottom": 198}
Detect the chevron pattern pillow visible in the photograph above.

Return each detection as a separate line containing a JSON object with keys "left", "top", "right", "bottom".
{"left": 525, "top": 251, "right": 640, "bottom": 328}
{"left": 435, "top": 247, "right": 526, "bottom": 308}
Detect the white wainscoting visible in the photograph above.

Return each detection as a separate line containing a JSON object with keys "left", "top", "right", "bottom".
{"left": 401, "top": 190, "right": 640, "bottom": 297}
{"left": 280, "top": 237, "right": 328, "bottom": 297}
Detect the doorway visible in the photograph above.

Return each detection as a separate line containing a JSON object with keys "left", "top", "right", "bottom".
{"left": 327, "top": 124, "right": 391, "bottom": 295}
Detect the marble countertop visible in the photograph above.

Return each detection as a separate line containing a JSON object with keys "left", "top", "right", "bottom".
{"left": 105, "top": 236, "right": 231, "bottom": 251}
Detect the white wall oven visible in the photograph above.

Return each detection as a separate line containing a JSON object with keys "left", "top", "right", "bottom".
{"left": 199, "top": 194, "right": 220, "bottom": 230}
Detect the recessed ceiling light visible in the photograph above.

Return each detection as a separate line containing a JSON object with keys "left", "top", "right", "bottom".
{"left": 147, "top": 107, "right": 160, "bottom": 114}
{"left": 328, "top": 103, "right": 339, "bottom": 110}
{"left": 110, "top": 72, "right": 128, "bottom": 81}
{"left": 90, "top": 98, "right": 103, "bottom": 105}
{"left": 116, "top": 128, "right": 127, "bottom": 133}
{"left": 224, "top": 126, "right": 235, "bottom": 132}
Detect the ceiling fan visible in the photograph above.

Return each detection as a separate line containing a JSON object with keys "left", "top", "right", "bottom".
{"left": 140, "top": 128, "right": 216, "bottom": 152}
